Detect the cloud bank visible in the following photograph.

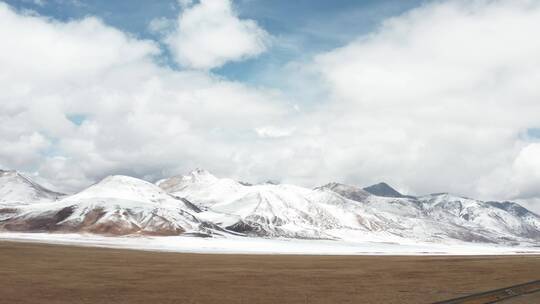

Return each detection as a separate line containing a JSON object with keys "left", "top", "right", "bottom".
{"left": 1, "top": 1, "right": 540, "bottom": 212}
{"left": 303, "top": 0, "right": 540, "bottom": 207}
{"left": 0, "top": 2, "right": 290, "bottom": 190}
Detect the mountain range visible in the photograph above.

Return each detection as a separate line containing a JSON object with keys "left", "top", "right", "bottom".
{"left": 1, "top": 168, "right": 539, "bottom": 246}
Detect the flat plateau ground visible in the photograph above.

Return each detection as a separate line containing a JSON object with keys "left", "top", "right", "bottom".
{"left": 0, "top": 241, "right": 539, "bottom": 304}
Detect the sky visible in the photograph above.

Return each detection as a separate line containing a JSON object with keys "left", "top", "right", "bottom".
{"left": 1, "top": 0, "right": 540, "bottom": 212}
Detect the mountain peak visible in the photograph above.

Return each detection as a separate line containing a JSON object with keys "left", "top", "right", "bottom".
{"left": 155, "top": 169, "right": 218, "bottom": 193}
{"left": 1, "top": 169, "right": 540, "bottom": 244}
{"left": 363, "top": 182, "right": 404, "bottom": 198}
{"left": 185, "top": 168, "right": 217, "bottom": 183}
{"left": 0, "top": 169, "right": 63, "bottom": 204}
{"left": 487, "top": 201, "right": 537, "bottom": 217}
{"left": 99, "top": 174, "right": 153, "bottom": 185}
{"left": 316, "top": 182, "right": 371, "bottom": 202}
{"left": 70, "top": 174, "right": 169, "bottom": 202}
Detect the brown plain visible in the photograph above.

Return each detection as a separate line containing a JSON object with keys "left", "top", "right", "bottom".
{"left": 0, "top": 241, "right": 539, "bottom": 304}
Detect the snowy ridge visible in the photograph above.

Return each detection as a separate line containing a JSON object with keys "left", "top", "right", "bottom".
{"left": 157, "top": 169, "right": 244, "bottom": 208}
{"left": 1, "top": 169, "right": 539, "bottom": 250}
{"left": 316, "top": 182, "right": 371, "bottom": 202}
{"left": 0, "top": 170, "right": 63, "bottom": 206}
{"left": 0, "top": 174, "right": 221, "bottom": 236}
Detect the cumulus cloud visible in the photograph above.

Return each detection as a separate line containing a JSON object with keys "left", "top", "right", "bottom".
{"left": 295, "top": 0, "right": 540, "bottom": 205}
{"left": 0, "top": 3, "right": 289, "bottom": 191}
{"left": 164, "top": 0, "right": 270, "bottom": 69}
{"left": 510, "top": 143, "right": 540, "bottom": 200}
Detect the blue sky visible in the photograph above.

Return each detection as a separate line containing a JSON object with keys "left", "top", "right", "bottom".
{"left": 7, "top": 0, "right": 426, "bottom": 84}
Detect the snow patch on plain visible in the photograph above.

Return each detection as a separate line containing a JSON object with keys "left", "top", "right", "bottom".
{"left": 0, "top": 232, "right": 538, "bottom": 255}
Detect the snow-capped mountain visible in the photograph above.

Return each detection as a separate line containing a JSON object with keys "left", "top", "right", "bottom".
{"left": 158, "top": 172, "right": 540, "bottom": 244}
{"left": 1, "top": 169, "right": 539, "bottom": 245}
{"left": 158, "top": 171, "right": 342, "bottom": 238}
{"left": 0, "top": 174, "right": 221, "bottom": 236}
{"left": 157, "top": 169, "right": 244, "bottom": 208}
{"left": 419, "top": 193, "right": 540, "bottom": 241}
{"left": 0, "top": 170, "right": 63, "bottom": 206}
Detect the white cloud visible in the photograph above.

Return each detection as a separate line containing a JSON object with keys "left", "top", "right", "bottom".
{"left": 0, "top": 6, "right": 159, "bottom": 83}
{"left": 519, "top": 198, "right": 540, "bottom": 215}
{"left": 1, "top": 0, "right": 540, "bottom": 215}
{"left": 177, "top": 0, "right": 193, "bottom": 9}
{"left": 255, "top": 126, "right": 294, "bottom": 138}
{"left": 20, "top": 0, "right": 46, "bottom": 6}
{"left": 148, "top": 17, "right": 175, "bottom": 35}
{"left": 510, "top": 143, "right": 540, "bottom": 200}
{"left": 165, "top": 0, "right": 270, "bottom": 69}
{"left": 0, "top": 3, "right": 289, "bottom": 191}
{"left": 0, "top": 132, "right": 49, "bottom": 170}
{"left": 294, "top": 0, "right": 540, "bottom": 201}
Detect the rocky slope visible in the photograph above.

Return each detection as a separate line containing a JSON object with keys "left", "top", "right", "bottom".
{"left": 362, "top": 182, "right": 404, "bottom": 198}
